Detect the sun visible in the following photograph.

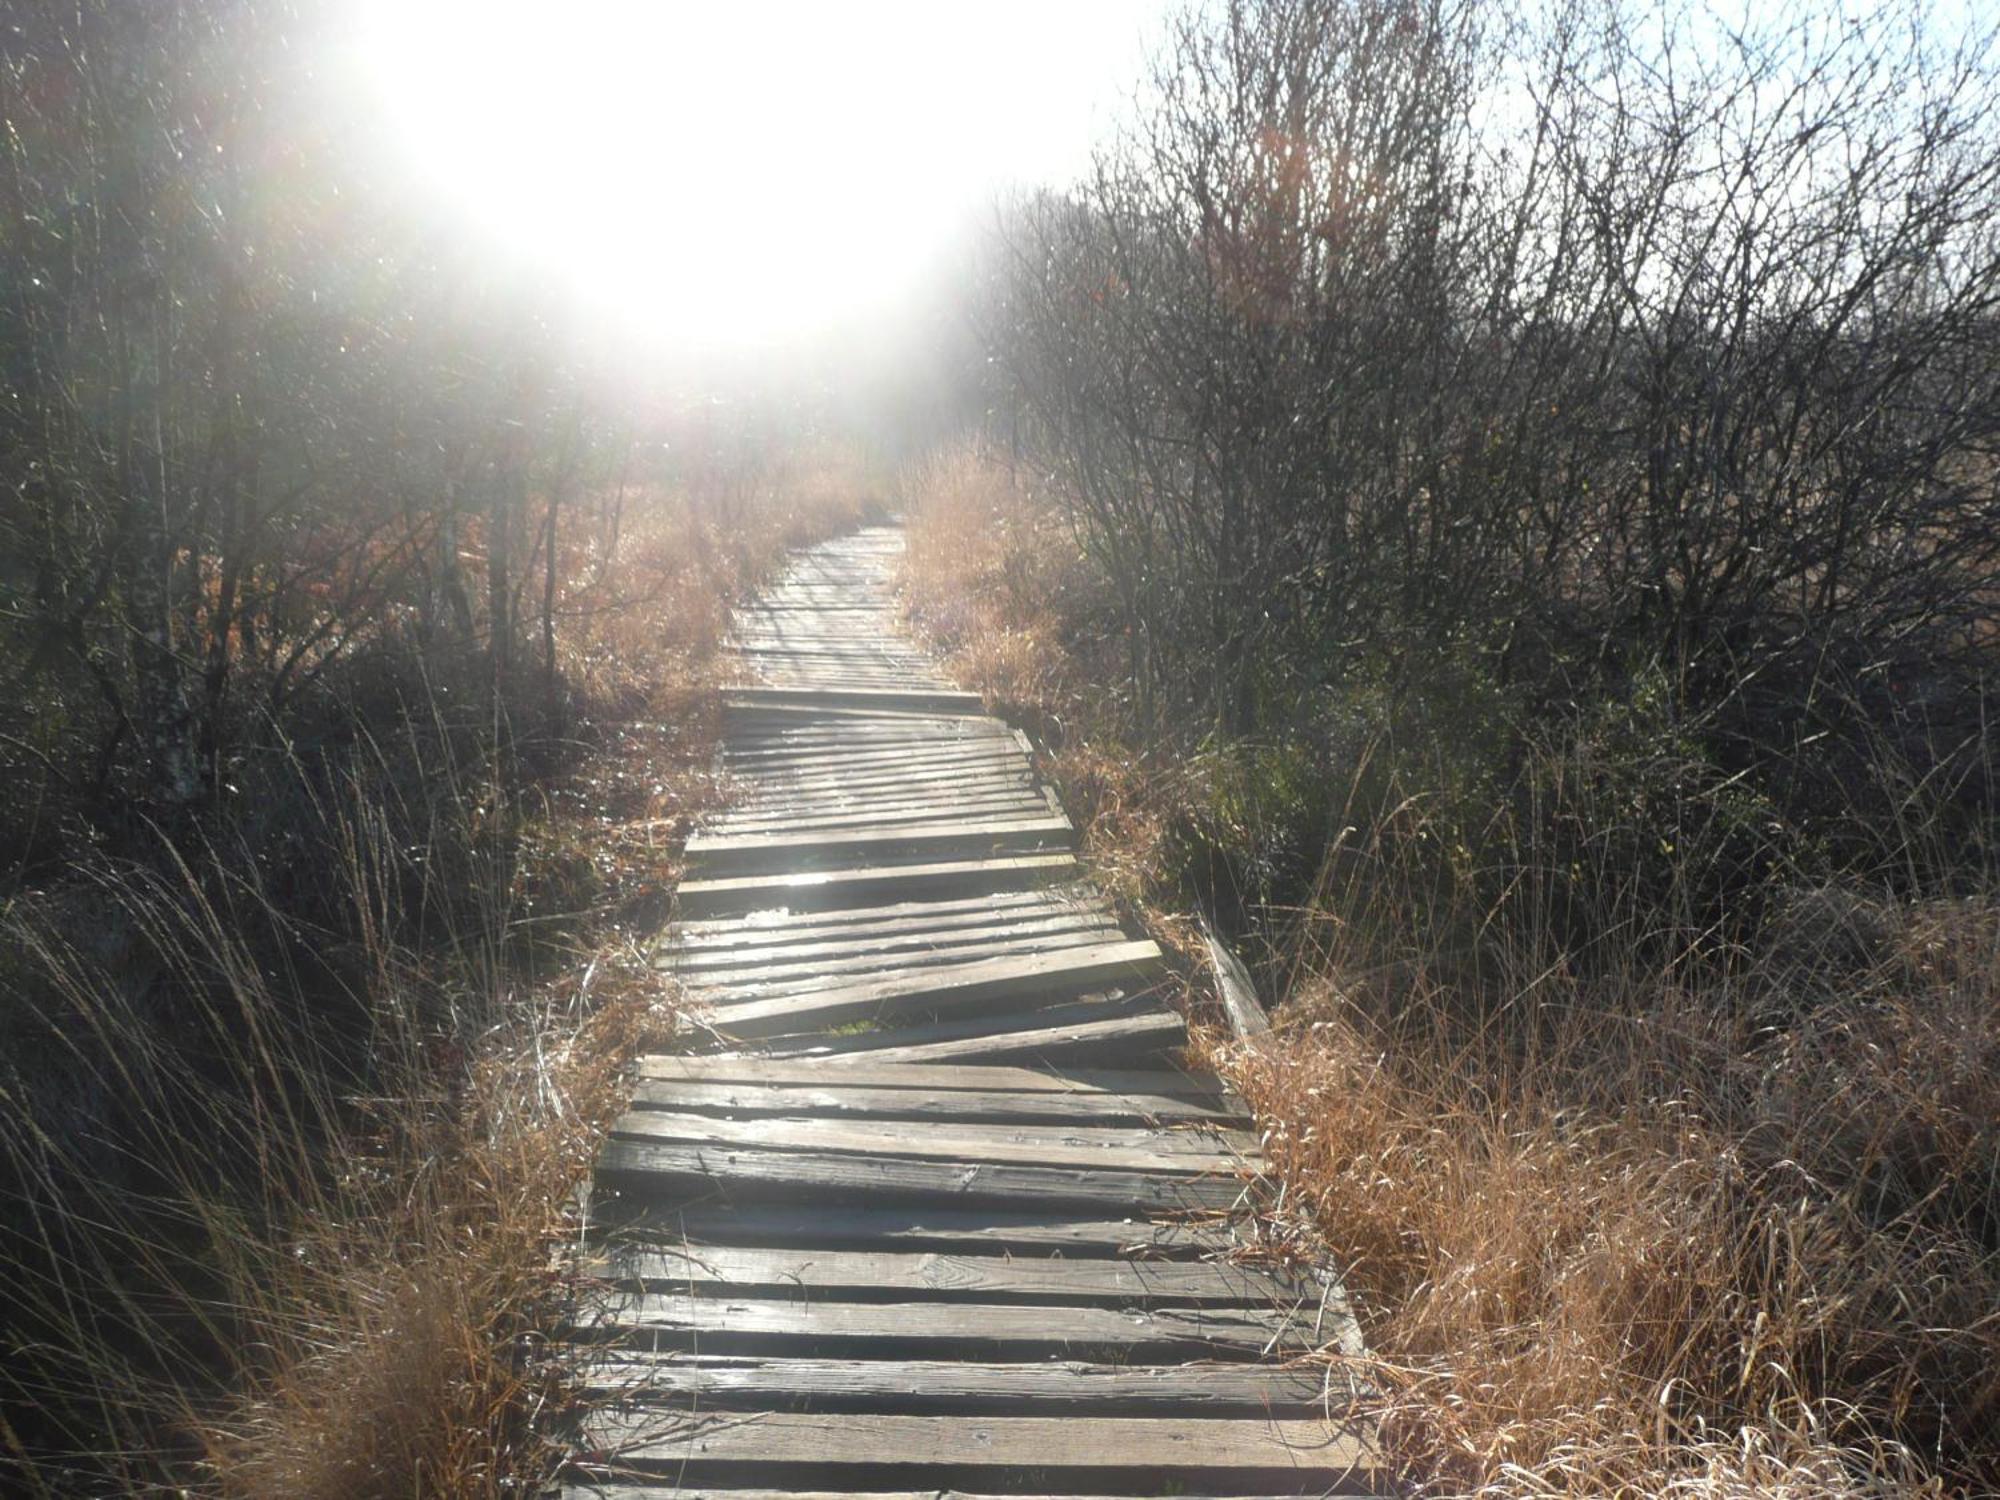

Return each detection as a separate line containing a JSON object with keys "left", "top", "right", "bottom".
{"left": 349, "top": 0, "right": 1163, "bottom": 359}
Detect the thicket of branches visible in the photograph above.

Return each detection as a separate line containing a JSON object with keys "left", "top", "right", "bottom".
{"left": 1, "top": 1, "right": 621, "bottom": 844}
{"left": 0, "top": 5, "right": 882, "bottom": 1488}
{"left": 986, "top": 0, "right": 2000, "bottom": 889}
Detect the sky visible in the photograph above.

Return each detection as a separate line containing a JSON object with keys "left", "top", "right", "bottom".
{"left": 351, "top": 0, "right": 1170, "bottom": 360}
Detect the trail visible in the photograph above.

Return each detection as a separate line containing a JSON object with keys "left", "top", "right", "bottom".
{"left": 561, "top": 525, "right": 1381, "bottom": 1497}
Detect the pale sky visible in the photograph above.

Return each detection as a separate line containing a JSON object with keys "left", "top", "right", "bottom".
{"left": 352, "top": 0, "right": 1170, "bottom": 357}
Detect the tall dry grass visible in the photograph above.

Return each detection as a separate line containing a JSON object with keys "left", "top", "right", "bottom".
{"left": 902, "top": 441, "right": 2000, "bottom": 1495}
{"left": 0, "top": 447, "right": 880, "bottom": 1496}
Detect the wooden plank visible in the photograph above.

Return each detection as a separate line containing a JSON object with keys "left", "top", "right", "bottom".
{"left": 589, "top": 1246, "right": 1303, "bottom": 1304}
{"left": 607, "top": 1110, "right": 1252, "bottom": 1175}
{"left": 594, "top": 1203, "right": 1249, "bottom": 1259}
{"left": 668, "top": 890, "right": 1105, "bottom": 948}
{"left": 794, "top": 1007, "right": 1188, "bottom": 1067}
{"left": 568, "top": 1489, "right": 1337, "bottom": 1500}
{"left": 578, "top": 1409, "right": 1379, "bottom": 1486}
{"left": 706, "top": 800, "right": 1054, "bottom": 837}
{"left": 730, "top": 762, "right": 1033, "bottom": 803}
{"left": 723, "top": 703, "right": 995, "bottom": 729}
{"left": 684, "top": 929, "right": 1131, "bottom": 999}
{"left": 579, "top": 1354, "right": 1366, "bottom": 1413}
{"left": 633, "top": 1056, "right": 1231, "bottom": 1099}
{"left": 725, "top": 720, "right": 1011, "bottom": 745}
{"left": 594, "top": 1139, "right": 1251, "bottom": 1213}
{"left": 576, "top": 1294, "right": 1302, "bottom": 1359}
{"left": 745, "top": 994, "right": 1166, "bottom": 1059}
{"left": 684, "top": 817, "right": 1073, "bottom": 878}
{"left": 1203, "top": 911, "right": 1274, "bottom": 1043}
{"left": 676, "top": 854, "right": 1078, "bottom": 918}
{"left": 723, "top": 740, "right": 1020, "bottom": 771}
{"left": 664, "top": 912, "right": 1121, "bottom": 975}
{"left": 703, "top": 941, "right": 1164, "bottom": 1040}
{"left": 628, "top": 1079, "right": 1249, "bottom": 1126}
{"left": 724, "top": 686, "right": 985, "bottom": 714}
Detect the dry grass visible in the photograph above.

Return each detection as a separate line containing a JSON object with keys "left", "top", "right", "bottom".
{"left": 900, "top": 447, "right": 1182, "bottom": 918}
{"left": 900, "top": 440, "right": 2000, "bottom": 1496}
{"left": 0, "top": 446, "right": 878, "bottom": 1497}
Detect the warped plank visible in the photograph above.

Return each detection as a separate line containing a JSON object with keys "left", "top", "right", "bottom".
{"left": 703, "top": 940, "right": 1164, "bottom": 1039}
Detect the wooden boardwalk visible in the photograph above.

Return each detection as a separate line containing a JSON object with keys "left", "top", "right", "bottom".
{"left": 564, "top": 528, "right": 1382, "bottom": 1498}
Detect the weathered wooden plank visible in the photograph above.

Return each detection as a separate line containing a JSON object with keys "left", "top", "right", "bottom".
{"left": 664, "top": 912, "right": 1121, "bottom": 975}
{"left": 577, "top": 1409, "right": 1379, "bottom": 1486}
{"left": 725, "top": 721, "right": 1015, "bottom": 748}
{"left": 594, "top": 1139, "right": 1251, "bottom": 1213}
{"left": 566, "top": 1489, "right": 1338, "bottom": 1500}
{"left": 724, "top": 686, "right": 985, "bottom": 714}
{"left": 790, "top": 1006, "right": 1188, "bottom": 1067}
{"left": 723, "top": 740, "right": 1021, "bottom": 771}
{"left": 632, "top": 1056, "right": 1228, "bottom": 1098}
{"left": 1202, "top": 911, "right": 1274, "bottom": 1044}
{"left": 706, "top": 799, "right": 1054, "bottom": 837}
{"left": 685, "top": 817, "right": 1073, "bottom": 878}
{"left": 628, "top": 1079, "right": 1249, "bottom": 1127}
{"left": 607, "top": 1109, "right": 1252, "bottom": 1175}
{"left": 590, "top": 1246, "right": 1302, "bottom": 1305}
{"left": 721, "top": 791, "right": 1041, "bottom": 825}
{"left": 576, "top": 1294, "right": 1303, "bottom": 1359}
{"left": 594, "top": 1203, "right": 1248, "bottom": 1259}
{"left": 704, "top": 941, "right": 1164, "bottom": 1040}
{"left": 685, "top": 929, "right": 1132, "bottom": 1000}
{"left": 668, "top": 890, "right": 1106, "bottom": 948}
{"left": 676, "top": 854, "right": 1078, "bottom": 918}
{"left": 579, "top": 1354, "right": 1367, "bottom": 1413}
{"left": 730, "top": 762, "right": 1033, "bottom": 803}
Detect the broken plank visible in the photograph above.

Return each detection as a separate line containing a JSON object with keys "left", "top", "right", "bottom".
{"left": 703, "top": 940, "right": 1164, "bottom": 1040}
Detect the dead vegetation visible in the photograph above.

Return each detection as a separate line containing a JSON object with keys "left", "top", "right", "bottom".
{"left": 0, "top": 453, "right": 878, "bottom": 1497}
{"left": 903, "top": 444, "right": 2000, "bottom": 1495}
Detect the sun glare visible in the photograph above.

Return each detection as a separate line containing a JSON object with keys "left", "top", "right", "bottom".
{"left": 352, "top": 0, "right": 1161, "bottom": 357}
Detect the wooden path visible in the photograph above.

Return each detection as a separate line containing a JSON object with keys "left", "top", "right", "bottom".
{"left": 563, "top": 528, "right": 1382, "bottom": 1498}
